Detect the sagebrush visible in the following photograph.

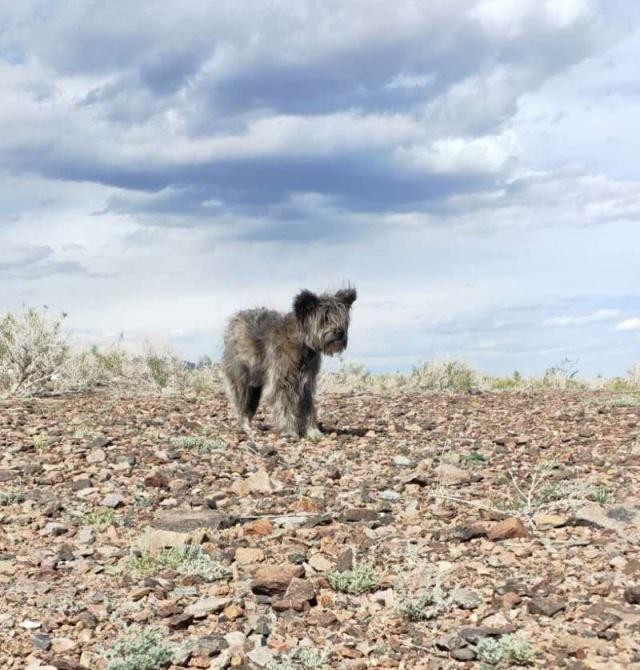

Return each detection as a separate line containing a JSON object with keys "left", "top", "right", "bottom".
{"left": 2, "top": 306, "right": 640, "bottom": 398}
{"left": 103, "top": 627, "right": 172, "bottom": 670}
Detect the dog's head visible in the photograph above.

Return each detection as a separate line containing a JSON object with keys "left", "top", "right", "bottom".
{"left": 293, "top": 286, "right": 357, "bottom": 355}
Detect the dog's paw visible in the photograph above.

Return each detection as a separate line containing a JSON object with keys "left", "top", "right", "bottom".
{"left": 305, "top": 427, "right": 323, "bottom": 442}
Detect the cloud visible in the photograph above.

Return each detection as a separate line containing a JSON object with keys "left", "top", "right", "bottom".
{"left": 617, "top": 318, "right": 640, "bottom": 331}
{"left": 1, "top": 1, "right": 640, "bottom": 376}
{"left": 0, "top": 243, "right": 52, "bottom": 270}
{"left": 0, "top": 0, "right": 620, "bottom": 235}
{"left": 544, "top": 309, "right": 621, "bottom": 327}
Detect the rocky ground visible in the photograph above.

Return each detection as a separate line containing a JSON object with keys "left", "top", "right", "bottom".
{"left": 1, "top": 390, "right": 640, "bottom": 669}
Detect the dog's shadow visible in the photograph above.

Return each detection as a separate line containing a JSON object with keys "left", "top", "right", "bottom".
{"left": 318, "top": 425, "right": 369, "bottom": 437}
{"left": 252, "top": 422, "right": 369, "bottom": 437}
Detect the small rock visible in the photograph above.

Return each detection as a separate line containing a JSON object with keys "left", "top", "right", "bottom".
{"left": 451, "top": 647, "right": 476, "bottom": 661}
{"left": 88, "top": 436, "right": 112, "bottom": 449}
{"left": 0, "top": 469, "right": 18, "bottom": 482}
{"left": 86, "top": 448, "right": 106, "bottom": 464}
{"left": 393, "top": 455, "right": 413, "bottom": 467}
{"left": 341, "top": 508, "right": 378, "bottom": 522}
{"left": 235, "top": 547, "right": 265, "bottom": 565}
{"left": 232, "top": 469, "right": 274, "bottom": 495}
{"left": 223, "top": 604, "right": 244, "bottom": 620}
{"left": 379, "top": 489, "right": 400, "bottom": 501}
{"left": 452, "top": 588, "right": 482, "bottom": 610}
{"left": 251, "top": 565, "right": 305, "bottom": 596}
{"left": 533, "top": 513, "right": 568, "bottom": 528}
{"left": 44, "top": 522, "right": 67, "bottom": 537}
{"left": 167, "top": 612, "right": 194, "bottom": 629}
{"left": 459, "top": 627, "right": 510, "bottom": 644}
{"left": 144, "top": 471, "right": 169, "bottom": 488}
{"left": 308, "top": 554, "right": 333, "bottom": 572}
{"left": 307, "top": 609, "right": 338, "bottom": 626}
{"left": 247, "top": 647, "right": 275, "bottom": 667}
{"left": 435, "top": 632, "right": 466, "bottom": 651}
{"left": 336, "top": 547, "right": 354, "bottom": 572}
{"left": 151, "top": 509, "right": 233, "bottom": 533}
{"left": 435, "top": 463, "right": 471, "bottom": 485}
{"left": 284, "top": 578, "right": 315, "bottom": 603}
{"left": 402, "top": 471, "right": 429, "bottom": 486}
{"left": 272, "top": 515, "right": 309, "bottom": 529}
{"left": 528, "top": 597, "right": 566, "bottom": 617}
{"left": 31, "top": 633, "right": 51, "bottom": 651}
{"left": 56, "top": 543, "right": 75, "bottom": 561}
{"left": 481, "top": 612, "right": 511, "bottom": 628}
{"left": 486, "top": 517, "right": 529, "bottom": 541}
{"left": 624, "top": 585, "right": 640, "bottom": 604}
{"left": 130, "top": 587, "right": 152, "bottom": 601}
{"left": 327, "top": 466, "right": 341, "bottom": 480}
{"left": 225, "top": 631, "right": 247, "bottom": 648}
{"left": 244, "top": 519, "right": 274, "bottom": 536}
{"left": 76, "top": 527, "right": 95, "bottom": 545}
{"left": 444, "top": 525, "right": 487, "bottom": 542}
{"left": 21, "top": 620, "right": 42, "bottom": 630}
{"left": 71, "top": 478, "right": 93, "bottom": 491}
{"left": 571, "top": 502, "right": 639, "bottom": 530}
{"left": 288, "top": 551, "right": 307, "bottom": 565}
{"left": 194, "top": 634, "right": 229, "bottom": 656}
{"left": 496, "top": 592, "right": 522, "bottom": 609}
{"left": 610, "top": 556, "right": 627, "bottom": 570}
{"left": 51, "top": 637, "right": 76, "bottom": 653}
{"left": 185, "top": 597, "right": 231, "bottom": 618}
{"left": 101, "top": 493, "right": 125, "bottom": 508}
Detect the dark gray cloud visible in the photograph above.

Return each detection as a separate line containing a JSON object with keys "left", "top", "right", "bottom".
{"left": 0, "top": 0, "right": 621, "bottom": 243}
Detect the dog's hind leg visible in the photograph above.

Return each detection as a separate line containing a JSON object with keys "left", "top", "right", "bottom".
{"left": 224, "top": 361, "right": 257, "bottom": 434}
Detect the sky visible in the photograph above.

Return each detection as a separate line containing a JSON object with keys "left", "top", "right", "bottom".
{"left": 1, "top": 0, "right": 640, "bottom": 376}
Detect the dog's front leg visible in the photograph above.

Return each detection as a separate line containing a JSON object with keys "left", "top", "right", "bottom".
{"left": 298, "top": 382, "right": 323, "bottom": 440}
{"left": 269, "top": 380, "right": 304, "bottom": 438}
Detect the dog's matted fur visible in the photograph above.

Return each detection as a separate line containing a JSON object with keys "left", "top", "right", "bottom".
{"left": 223, "top": 287, "right": 357, "bottom": 438}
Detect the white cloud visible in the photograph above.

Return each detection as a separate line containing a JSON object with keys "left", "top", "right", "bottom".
{"left": 396, "top": 131, "right": 518, "bottom": 175}
{"left": 617, "top": 318, "right": 640, "bottom": 331}
{"left": 544, "top": 309, "right": 620, "bottom": 327}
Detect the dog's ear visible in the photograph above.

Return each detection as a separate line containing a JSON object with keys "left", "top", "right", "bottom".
{"left": 293, "top": 289, "right": 319, "bottom": 320}
{"left": 336, "top": 287, "right": 357, "bottom": 307}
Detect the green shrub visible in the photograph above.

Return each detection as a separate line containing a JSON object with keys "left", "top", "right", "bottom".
{"left": 128, "top": 546, "right": 230, "bottom": 581}
{"left": 171, "top": 435, "right": 227, "bottom": 452}
{"left": 475, "top": 634, "right": 534, "bottom": 667}
{"left": 103, "top": 627, "right": 172, "bottom": 670}
{"left": 327, "top": 563, "right": 379, "bottom": 595}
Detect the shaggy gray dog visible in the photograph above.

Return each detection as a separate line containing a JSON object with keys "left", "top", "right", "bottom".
{"left": 223, "top": 287, "right": 357, "bottom": 438}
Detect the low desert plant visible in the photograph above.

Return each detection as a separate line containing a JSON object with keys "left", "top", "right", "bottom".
{"left": 590, "top": 485, "right": 612, "bottom": 504}
{"left": 327, "top": 563, "right": 379, "bottom": 595}
{"left": 32, "top": 435, "right": 48, "bottom": 451}
{"left": 0, "top": 487, "right": 25, "bottom": 505}
{"left": 0, "top": 306, "right": 68, "bottom": 397}
{"left": 171, "top": 435, "right": 227, "bottom": 452}
{"left": 103, "top": 627, "right": 172, "bottom": 670}
{"left": 409, "top": 359, "right": 479, "bottom": 391}
{"left": 399, "top": 590, "right": 451, "bottom": 621}
{"left": 475, "top": 634, "right": 535, "bottom": 668}
{"left": 128, "top": 545, "right": 230, "bottom": 581}
{"left": 82, "top": 508, "right": 117, "bottom": 530}
{"left": 266, "top": 648, "right": 327, "bottom": 670}
{"left": 4, "top": 305, "right": 640, "bottom": 398}
{"left": 437, "top": 460, "right": 602, "bottom": 522}
{"left": 397, "top": 564, "right": 454, "bottom": 621}
{"left": 461, "top": 452, "right": 487, "bottom": 464}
